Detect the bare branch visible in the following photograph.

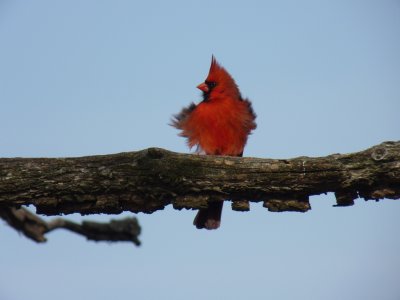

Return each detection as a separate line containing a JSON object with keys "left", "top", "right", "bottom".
{"left": 0, "top": 207, "right": 141, "bottom": 245}
{"left": 0, "top": 141, "right": 399, "bottom": 218}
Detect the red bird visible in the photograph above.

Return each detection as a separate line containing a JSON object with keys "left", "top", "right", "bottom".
{"left": 172, "top": 56, "right": 256, "bottom": 229}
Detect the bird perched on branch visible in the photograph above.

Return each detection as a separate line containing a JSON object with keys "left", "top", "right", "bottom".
{"left": 172, "top": 56, "right": 256, "bottom": 229}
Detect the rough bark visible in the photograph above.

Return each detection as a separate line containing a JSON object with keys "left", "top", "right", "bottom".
{"left": 0, "top": 141, "right": 399, "bottom": 218}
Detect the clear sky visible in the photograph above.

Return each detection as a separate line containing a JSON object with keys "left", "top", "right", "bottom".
{"left": 1, "top": 1, "right": 399, "bottom": 299}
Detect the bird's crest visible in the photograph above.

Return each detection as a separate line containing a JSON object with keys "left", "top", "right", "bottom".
{"left": 205, "top": 56, "right": 239, "bottom": 96}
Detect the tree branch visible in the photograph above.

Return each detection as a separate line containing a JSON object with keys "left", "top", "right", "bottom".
{"left": 0, "top": 207, "right": 141, "bottom": 245}
{"left": 0, "top": 141, "right": 399, "bottom": 218}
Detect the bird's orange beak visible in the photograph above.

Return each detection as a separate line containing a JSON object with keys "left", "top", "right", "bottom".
{"left": 197, "top": 82, "right": 209, "bottom": 93}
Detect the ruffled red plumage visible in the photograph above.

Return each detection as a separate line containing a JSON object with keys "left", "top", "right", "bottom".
{"left": 172, "top": 56, "right": 256, "bottom": 229}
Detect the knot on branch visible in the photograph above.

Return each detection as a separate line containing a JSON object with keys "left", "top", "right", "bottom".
{"left": 371, "top": 146, "right": 388, "bottom": 161}
{"left": 146, "top": 147, "right": 166, "bottom": 159}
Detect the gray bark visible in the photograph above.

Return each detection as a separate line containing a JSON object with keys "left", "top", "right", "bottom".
{"left": 1, "top": 141, "right": 398, "bottom": 216}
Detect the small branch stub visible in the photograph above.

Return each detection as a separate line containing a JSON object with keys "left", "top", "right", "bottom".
{"left": 263, "top": 198, "right": 311, "bottom": 213}
{"left": 231, "top": 200, "right": 250, "bottom": 211}
{"left": 334, "top": 191, "right": 357, "bottom": 207}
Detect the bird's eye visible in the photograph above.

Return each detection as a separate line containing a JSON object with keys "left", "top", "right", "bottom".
{"left": 205, "top": 81, "right": 217, "bottom": 88}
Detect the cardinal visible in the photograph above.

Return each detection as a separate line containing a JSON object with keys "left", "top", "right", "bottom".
{"left": 172, "top": 56, "right": 256, "bottom": 229}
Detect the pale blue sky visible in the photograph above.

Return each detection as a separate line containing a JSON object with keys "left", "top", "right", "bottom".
{"left": 1, "top": 1, "right": 399, "bottom": 300}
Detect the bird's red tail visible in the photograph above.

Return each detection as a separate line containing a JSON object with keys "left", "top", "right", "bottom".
{"left": 193, "top": 201, "right": 223, "bottom": 230}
